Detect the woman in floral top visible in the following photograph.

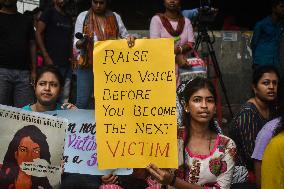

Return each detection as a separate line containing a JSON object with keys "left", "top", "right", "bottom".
{"left": 146, "top": 77, "right": 236, "bottom": 189}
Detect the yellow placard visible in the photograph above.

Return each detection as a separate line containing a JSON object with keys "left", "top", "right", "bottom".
{"left": 93, "top": 38, "right": 177, "bottom": 169}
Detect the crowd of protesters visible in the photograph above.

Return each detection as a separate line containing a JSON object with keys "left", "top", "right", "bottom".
{"left": 1, "top": 0, "right": 284, "bottom": 188}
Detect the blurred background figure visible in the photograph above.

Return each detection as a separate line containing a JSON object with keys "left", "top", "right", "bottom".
{"left": 150, "top": 0, "right": 195, "bottom": 87}
{"left": 73, "top": 0, "right": 134, "bottom": 109}
{"left": 0, "top": 0, "right": 36, "bottom": 108}
{"left": 251, "top": 0, "right": 284, "bottom": 76}
{"left": 229, "top": 66, "right": 280, "bottom": 189}
{"left": 36, "top": 0, "right": 73, "bottom": 103}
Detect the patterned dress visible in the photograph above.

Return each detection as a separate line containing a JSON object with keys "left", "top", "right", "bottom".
{"left": 176, "top": 134, "right": 236, "bottom": 189}
{"left": 147, "top": 134, "right": 236, "bottom": 189}
{"left": 229, "top": 102, "right": 275, "bottom": 172}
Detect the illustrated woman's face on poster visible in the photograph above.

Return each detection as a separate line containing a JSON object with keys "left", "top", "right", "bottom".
{"left": 15, "top": 136, "right": 40, "bottom": 166}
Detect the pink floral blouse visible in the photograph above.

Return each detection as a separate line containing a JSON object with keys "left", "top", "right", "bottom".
{"left": 177, "top": 134, "right": 237, "bottom": 189}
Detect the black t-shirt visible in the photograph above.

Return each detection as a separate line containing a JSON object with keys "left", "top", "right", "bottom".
{"left": 40, "top": 8, "right": 72, "bottom": 67}
{"left": 0, "top": 12, "right": 35, "bottom": 70}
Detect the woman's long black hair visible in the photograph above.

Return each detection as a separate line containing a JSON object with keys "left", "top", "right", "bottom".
{"left": 178, "top": 77, "right": 219, "bottom": 180}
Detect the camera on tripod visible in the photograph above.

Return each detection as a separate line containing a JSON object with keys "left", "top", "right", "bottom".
{"left": 197, "top": 0, "right": 217, "bottom": 25}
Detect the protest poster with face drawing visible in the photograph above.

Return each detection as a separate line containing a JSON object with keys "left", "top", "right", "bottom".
{"left": 0, "top": 105, "right": 67, "bottom": 189}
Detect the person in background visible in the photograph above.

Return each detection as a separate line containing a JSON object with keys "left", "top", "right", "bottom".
{"left": 31, "top": 7, "right": 44, "bottom": 68}
{"left": 229, "top": 65, "right": 279, "bottom": 188}
{"left": 36, "top": 0, "right": 73, "bottom": 103}
{"left": 0, "top": 0, "right": 36, "bottom": 108}
{"left": 182, "top": 8, "right": 198, "bottom": 20}
{"left": 74, "top": 0, "right": 135, "bottom": 109}
{"left": 146, "top": 77, "right": 236, "bottom": 189}
{"left": 23, "top": 65, "right": 76, "bottom": 111}
{"left": 32, "top": 7, "right": 42, "bottom": 29}
{"left": 251, "top": 0, "right": 284, "bottom": 76}
{"left": 261, "top": 80, "right": 284, "bottom": 188}
{"left": 251, "top": 78, "right": 284, "bottom": 189}
{"left": 149, "top": 0, "right": 195, "bottom": 87}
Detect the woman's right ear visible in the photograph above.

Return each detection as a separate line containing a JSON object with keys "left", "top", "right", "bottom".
{"left": 184, "top": 104, "right": 189, "bottom": 113}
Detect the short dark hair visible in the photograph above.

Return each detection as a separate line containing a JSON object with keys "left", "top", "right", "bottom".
{"left": 252, "top": 65, "right": 280, "bottom": 87}
{"left": 35, "top": 65, "right": 64, "bottom": 89}
{"left": 182, "top": 77, "right": 217, "bottom": 104}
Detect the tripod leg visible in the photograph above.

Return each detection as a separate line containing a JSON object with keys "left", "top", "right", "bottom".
{"left": 194, "top": 34, "right": 202, "bottom": 50}
{"left": 205, "top": 41, "right": 234, "bottom": 118}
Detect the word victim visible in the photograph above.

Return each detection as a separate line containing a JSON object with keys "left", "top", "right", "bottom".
{"left": 106, "top": 140, "right": 170, "bottom": 158}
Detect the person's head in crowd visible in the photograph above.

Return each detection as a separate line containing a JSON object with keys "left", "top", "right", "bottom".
{"left": 252, "top": 65, "right": 280, "bottom": 103}
{"left": 0, "top": 0, "right": 17, "bottom": 9}
{"left": 163, "top": 0, "right": 181, "bottom": 13}
{"left": 91, "top": 0, "right": 109, "bottom": 15}
{"left": 271, "top": 0, "right": 284, "bottom": 19}
{"left": 33, "top": 65, "right": 64, "bottom": 111}
{"left": 0, "top": 0, "right": 18, "bottom": 8}
{"left": 0, "top": 125, "right": 51, "bottom": 189}
{"left": 53, "top": 0, "right": 65, "bottom": 9}
{"left": 178, "top": 77, "right": 218, "bottom": 140}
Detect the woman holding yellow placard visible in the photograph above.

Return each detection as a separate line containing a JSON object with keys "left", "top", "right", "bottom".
{"left": 146, "top": 77, "right": 236, "bottom": 189}
{"left": 150, "top": 0, "right": 195, "bottom": 87}
{"left": 74, "top": 0, "right": 135, "bottom": 109}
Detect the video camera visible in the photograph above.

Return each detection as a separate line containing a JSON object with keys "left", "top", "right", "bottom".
{"left": 197, "top": 0, "right": 217, "bottom": 25}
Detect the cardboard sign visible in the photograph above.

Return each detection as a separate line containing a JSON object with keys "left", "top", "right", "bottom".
{"left": 0, "top": 105, "right": 67, "bottom": 189}
{"left": 93, "top": 38, "right": 178, "bottom": 169}
{"left": 50, "top": 110, "right": 132, "bottom": 175}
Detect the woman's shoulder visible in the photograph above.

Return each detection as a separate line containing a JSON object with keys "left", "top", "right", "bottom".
{"left": 150, "top": 14, "right": 162, "bottom": 22}
{"left": 217, "top": 134, "right": 236, "bottom": 149}
{"left": 239, "top": 101, "right": 258, "bottom": 113}
{"left": 263, "top": 133, "right": 284, "bottom": 160}
{"left": 77, "top": 11, "right": 88, "bottom": 20}
{"left": 269, "top": 132, "right": 284, "bottom": 146}
{"left": 233, "top": 102, "right": 259, "bottom": 120}
{"left": 112, "top": 11, "right": 121, "bottom": 17}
